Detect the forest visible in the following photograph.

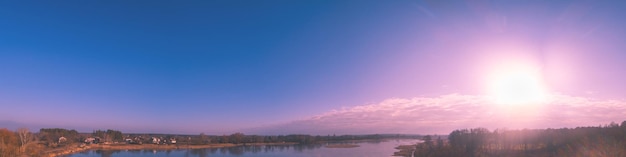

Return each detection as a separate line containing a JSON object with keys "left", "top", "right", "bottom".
{"left": 413, "top": 121, "right": 626, "bottom": 157}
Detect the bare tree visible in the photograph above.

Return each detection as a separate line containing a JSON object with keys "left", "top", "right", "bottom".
{"left": 17, "top": 128, "right": 31, "bottom": 153}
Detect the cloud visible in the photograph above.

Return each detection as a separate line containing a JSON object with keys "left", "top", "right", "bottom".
{"left": 248, "top": 94, "right": 626, "bottom": 135}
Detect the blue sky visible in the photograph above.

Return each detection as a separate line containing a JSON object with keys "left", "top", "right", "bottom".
{"left": 2, "top": 0, "right": 626, "bottom": 134}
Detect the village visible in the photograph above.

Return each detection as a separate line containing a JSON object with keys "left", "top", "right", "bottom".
{"left": 80, "top": 135, "right": 177, "bottom": 145}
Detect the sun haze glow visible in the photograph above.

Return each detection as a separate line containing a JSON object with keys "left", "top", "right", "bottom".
{"left": 3, "top": 0, "right": 626, "bottom": 135}
{"left": 487, "top": 63, "right": 549, "bottom": 106}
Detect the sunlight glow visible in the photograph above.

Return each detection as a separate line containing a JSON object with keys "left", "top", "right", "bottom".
{"left": 487, "top": 63, "right": 549, "bottom": 106}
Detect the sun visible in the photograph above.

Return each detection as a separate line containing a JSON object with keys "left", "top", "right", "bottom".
{"left": 487, "top": 64, "right": 549, "bottom": 105}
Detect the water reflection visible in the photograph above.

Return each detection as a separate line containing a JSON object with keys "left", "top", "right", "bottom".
{"left": 69, "top": 139, "right": 418, "bottom": 157}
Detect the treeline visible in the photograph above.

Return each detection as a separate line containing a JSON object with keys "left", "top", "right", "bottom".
{"left": 0, "top": 128, "right": 41, "bottom": 156}
{"left": 0, "top": 128, "right": 126, "bottom": 156}
{"left": 148, "top": 133, "right": 410, "bottom": 145}
{"left": 413, "top": 121, "right": 626, "bottom": 157}
{"left": 93, "top": 129, "right": 124, "bottom": 142}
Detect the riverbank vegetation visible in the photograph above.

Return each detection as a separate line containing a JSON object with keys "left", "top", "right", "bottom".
{"left": 411, "top": 121, "right": 626, "bottom": 157}
{"left": 0, "top": 127, "right": 419, "bottom": 157}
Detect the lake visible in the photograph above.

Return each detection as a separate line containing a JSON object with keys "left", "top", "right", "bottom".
{"left": 67, "top": 139, "right": 419, "bottom": 157}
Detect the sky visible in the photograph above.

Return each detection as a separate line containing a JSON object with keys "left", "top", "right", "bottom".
{"left": 1, "top": 0, "right": 626, "bottom": 135}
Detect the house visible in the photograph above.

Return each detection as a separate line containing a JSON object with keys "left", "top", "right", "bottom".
{"left": 84, "top": 137, "right": 101, "bottom": 144}
{"left": 125, "top": 136, "right": 144, "bottom": 144}
{"left": 58, "top": 136, "right": 67, "bottom": 143}
{"left": 151, "top": 137, "right": 161, "bottom": 144}
{"left": 85, "top": 137, "right": 95, "bottom": 144}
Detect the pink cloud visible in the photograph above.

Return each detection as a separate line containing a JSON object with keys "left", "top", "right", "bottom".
{"left": 249, "top": 94, "right": 626, "bottom": 135}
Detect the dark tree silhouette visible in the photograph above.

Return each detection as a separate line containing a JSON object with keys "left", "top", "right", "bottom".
{"left": 413, "top": 121, "right": 626, "bottom": 157}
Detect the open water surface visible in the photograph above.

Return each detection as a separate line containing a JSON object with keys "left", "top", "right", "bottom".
{"left": 67, "top": 139, "right": 419, "bottom": 157}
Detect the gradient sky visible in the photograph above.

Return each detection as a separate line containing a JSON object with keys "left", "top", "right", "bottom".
{"left": 1, "top": 0, "right": 626, "bottom": 135}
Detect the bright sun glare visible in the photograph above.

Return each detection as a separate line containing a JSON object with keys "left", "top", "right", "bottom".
{"left": 488, "top": 64, "right": 549, "bottom": 105}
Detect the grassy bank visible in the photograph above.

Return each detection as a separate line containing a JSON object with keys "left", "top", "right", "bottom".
{"left": 47, "top": 142, "right": 298, "bottom": 157}
{"left": 393, "top": 145, "right": 416, "bottom": 157}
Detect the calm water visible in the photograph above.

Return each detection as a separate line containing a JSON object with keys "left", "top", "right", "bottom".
{"left": 68, "top": 139, "right": 418, "bottom": 157}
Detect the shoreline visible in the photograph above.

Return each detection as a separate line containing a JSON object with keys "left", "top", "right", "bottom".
{"left": 47, "top": 142, "right": 298, "bottom": 157}
{"left": 393, "top": 144, "right": 416, "bottom": 157}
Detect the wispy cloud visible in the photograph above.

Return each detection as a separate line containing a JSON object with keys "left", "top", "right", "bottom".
{"left": 249, "top": 94, "right": 626, "bottom": 135}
